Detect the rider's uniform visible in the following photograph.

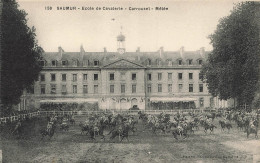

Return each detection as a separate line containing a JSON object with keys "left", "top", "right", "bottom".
{"left": 47, "top": 122, "right": 52, "bottom": 132}
{"left": 61, "top": 119, "right": 68, "bottom": 127}
{"left": 249, "top": 120, "right": 255, "bottom": 128}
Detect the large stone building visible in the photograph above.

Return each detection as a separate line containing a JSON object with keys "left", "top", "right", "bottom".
{"left": 21, "top": 32, "right": 222, "bottom": 110}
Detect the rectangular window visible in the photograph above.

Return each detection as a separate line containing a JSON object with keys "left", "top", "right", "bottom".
{"left": 73, "top": 74, "right": 77, "bottom": 82}
{"left": 110, "top": 85, "right": 114, "bottom": 93}
{"left": 61, "top": 85, "right": 67, "bottom": 94}
{"left": 168, "top": 73, "right": 172, "bottom": 80}
{"left": 199, "top": 60, "right": 203, "bottom": 65}
{"left": 83, "top": 74, "right": 87, "bottom": 81}
{"left": 132, "top": 73, "right": 136, "bottom": 80}
{"left": 158, "top": 84, "right": 162, "bottom": 92}
{"left": 40, "top": 74, "right": 45, "bottom": 81}
{"left": 94, "top": 60, "right": 99, "bottom": 66}
{"left": 73, "top": 85, "right": 77, "bottom": 94}
{"left": 51, "top": 60, "right": 56, "bottom": 66}
{"left": 132, "top": 84, "right": 136, "bottom": 93}
{"left": 158, "top": 73, "right": 162, "bottom": 81}
{"left": 121, "top": 84, "right": 125, "bottom": 93}
{"left": 121, "top": 72, "right": 126, "bottom": 80}
{"left": 94, "top": 74, "right": 98, "bottom": 80}
{"left": 188, "top": 60, "right": 192, "bottom": 65}
{"left": 178, "top": 84, "right": 183, "bottom": 92}
{"left": 51, "top": 74, "right": 56, "bottom": 81}
{"left": 168, "top": 84, "right": 172, "bottom": 92}
{"left": 147, "top": 73, "right": 152, "bottom": 81}
{"left": 40, "top": 85, "right": 45, "bottom": 94}
{"left": 189, "top": 84, "right": 193, "bottom": 92}
{"left": 199, "top": 73, "right": 203, "bottom": 80}
{"left": 62, "top": 74, "right": 66, "bottom": 81}
{"left": 94, "top": 85, "right": 98, "bottom": 94}
{"left": 83, "top": 85, "right": 88, "bottom": 94}
{"left": 51, "top": 84, "right": 56, "bottom": 94}
{"left": 178, "top": 60, "right": 182, "bottom": 65}
{"left": 189, "top": 73, "right": 193, "bottom": 80}
{"left": 62, "top": 60, "right": 67, "bottom": 66}
{"left": 110, "top": 73, "right": 114, "bottom": 80}
{"left": 200, "top": 97, "right": 204, "bottom": 107}
{"left": 147, "top": 84, "right": 152, "bottom": 93}
{"left": 199, "top": 84, "right": 203, "bottom": 92}
{"left": 178, "top": 73, "right": 182, "bottom": 80}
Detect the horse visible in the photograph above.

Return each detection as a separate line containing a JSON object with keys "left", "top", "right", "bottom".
{"left": 246, "top": 120, "right": 258, "bottom": 139}
{"left": 171, "top": 127, "right": 188, "bottom": 140}
{"left": 219, "top": 120, "right": 232, "bottom": 133}
{"left": 41, "top": 126, "right": 55, "bottom": 140}
{"left": 79, "top": 122, "right": 89, "bottom": 135}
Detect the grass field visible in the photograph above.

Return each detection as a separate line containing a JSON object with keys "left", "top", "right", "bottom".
{"left": 0, "top": 115, "right": 259, "bottom": 163}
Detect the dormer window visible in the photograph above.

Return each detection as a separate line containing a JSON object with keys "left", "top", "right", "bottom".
{"left": 94, "top": 60, "right": 99, "bottom": 66}
{"left": 167, "top": 60, "right": 172, "bottom": 66}
{"left": 188, "top": 59, "right": 193, "bottom": 65}
{"left": 51, "top": 60, "right": 57, "bottom": 67}
{"left": 83, "top": 60, "right": 89, "bottom": 67}
{"left": 178, "top": 59, "right": 182, "bottom": 65}
{"left": 61, "top": 60, "right": 68, "bottom": 66}
{"left": 156, "top": 59, "right": 161, "bottom": 66}
{"left": 198, "top": 59, "right": 203, "bottom": 65}
{"left": 147, "top": 59, "right": 152, "bottom": 66}
{"left": 40, "top": 60, "right": 46, "bottom": 67}
{"left": 72, "top": 60, "right": 78, "bottom": 67}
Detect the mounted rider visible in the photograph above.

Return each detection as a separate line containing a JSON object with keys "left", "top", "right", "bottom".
{"left": 46, "top": 121, "right": 53, "bottom": 133}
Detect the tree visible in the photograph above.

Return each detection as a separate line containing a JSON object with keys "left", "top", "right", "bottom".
{"left": 201, "top": 2, "right": 260, "bottom": 108}
{"left": 1, "top": 0, "right": 43, "bottom": 116}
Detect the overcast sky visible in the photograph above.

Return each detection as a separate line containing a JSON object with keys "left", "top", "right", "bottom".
{"left": 17, "top": 0, "right": 238, "bottom": 52}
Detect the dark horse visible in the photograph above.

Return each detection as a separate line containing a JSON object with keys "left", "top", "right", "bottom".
{"left": 108, "top": 124, "right": 131, "bottom": 142}
{"left": 41, "top": 128, "right": 55, "bottom": 140}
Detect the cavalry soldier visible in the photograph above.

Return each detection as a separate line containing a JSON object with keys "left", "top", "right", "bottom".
{"left": 61, "top": 118, "right": 68, "bottom": 127}
{"left": 12, "top": 120, "right": 22, "bottom": 134}
{"left": 46, "top": 121, "right": 53, "bottom": 133}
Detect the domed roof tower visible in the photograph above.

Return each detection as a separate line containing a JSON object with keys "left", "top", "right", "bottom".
{"left": 117, "top": 26, "right": 125, "bottom": 54}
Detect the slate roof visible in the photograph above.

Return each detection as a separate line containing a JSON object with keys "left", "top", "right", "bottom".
{"left": 41, "top": 47, "right": 210, "bottom": 68}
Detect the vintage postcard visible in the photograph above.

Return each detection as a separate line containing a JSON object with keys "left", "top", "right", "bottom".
{"left": 0, "top": 0, "right": 259, "bottom": 162}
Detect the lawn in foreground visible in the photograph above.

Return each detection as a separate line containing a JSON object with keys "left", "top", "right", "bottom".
{"left": 0, "top": 115, "right": 258, "bottom": 163}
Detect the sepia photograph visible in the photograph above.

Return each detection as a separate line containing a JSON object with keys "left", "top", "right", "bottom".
{"left": 0, "top": 0, "right": 260, "bottom": 162}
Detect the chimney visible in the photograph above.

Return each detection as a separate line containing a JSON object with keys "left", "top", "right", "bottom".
{"left": 58, "top": 46, "right": 64, "bottom": 57}
{"left": 180, "top": 46, "right": 184, "bottom": 58}
{"left": 104, "top": 47, "right": 107, "bottom": 53}
{"left": 200, "top": 47, "right": 205, "bottom": 58}
{"left": 80, "top": 45, "right": 85, "bottom": 60}
{"left": 159, "top": 46, "right": 164, "bottom": 58}
{"left": 80, "top": 45, "right": 85, "bottom": 53}
{"left": 136, "top": 47, "right": 140, "bottom": 52}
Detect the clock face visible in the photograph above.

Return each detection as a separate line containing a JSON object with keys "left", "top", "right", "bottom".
{"left": 118, "top": 49, "right": 125, "bottom": 54}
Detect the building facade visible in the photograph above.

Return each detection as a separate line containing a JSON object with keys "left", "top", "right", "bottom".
{"left": 22, "top": 33, "right": 216, "bottom": 110}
